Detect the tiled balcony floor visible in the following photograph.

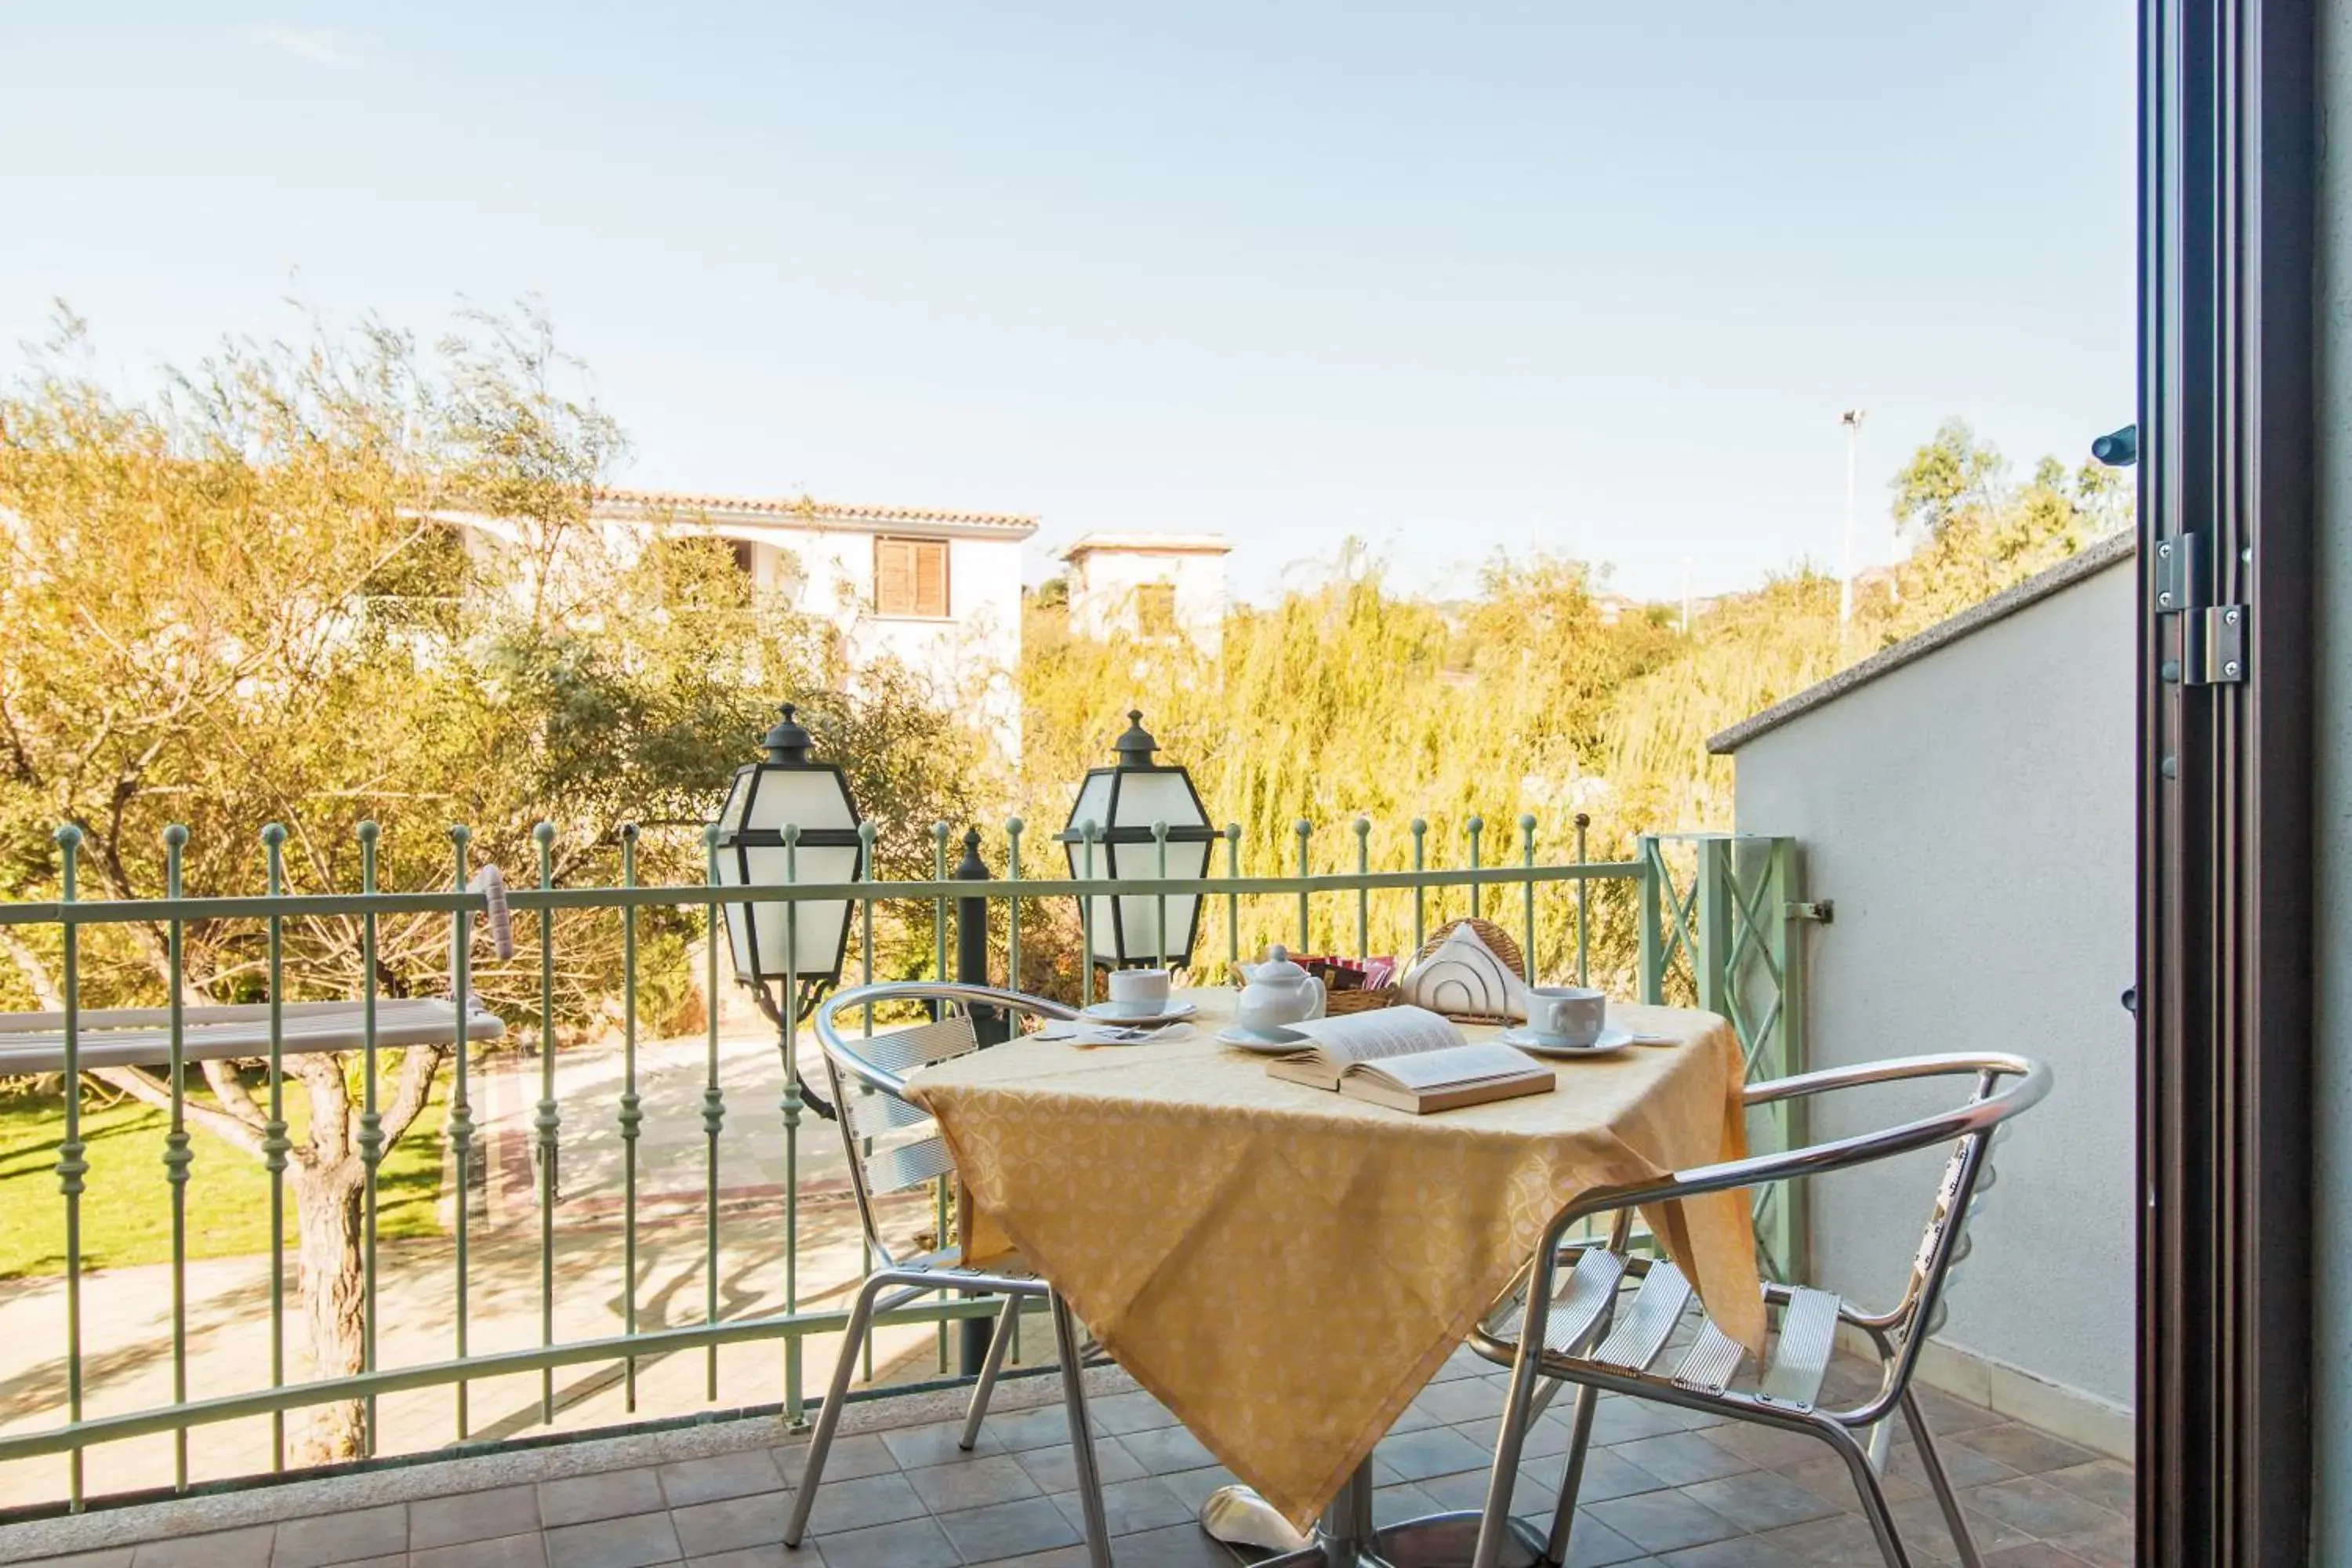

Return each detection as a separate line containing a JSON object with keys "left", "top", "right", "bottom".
{"left": 1, "top": 1351, "right": 2131, "bottom": 1568}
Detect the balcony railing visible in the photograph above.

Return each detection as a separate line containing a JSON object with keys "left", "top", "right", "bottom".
{"left": 0, "top": 815, "right": 1798, "bottom": 1513}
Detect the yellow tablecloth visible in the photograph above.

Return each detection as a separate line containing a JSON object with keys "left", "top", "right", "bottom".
{"left": 904, "top": 990, "right": 1762, "bottom": 1527}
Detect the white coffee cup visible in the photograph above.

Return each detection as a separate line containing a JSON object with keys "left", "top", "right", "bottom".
{"left": 1526, "top": 985, "right": 1606, "bottom": 1047}
{"left": 1108, "top": 968, "right": 1173, "bottom": 1010}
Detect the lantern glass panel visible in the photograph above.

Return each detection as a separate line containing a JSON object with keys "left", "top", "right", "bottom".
{"left": 1109, "top": 770, "right": 1206, "bottom": 832}
{"left": 720, "top": 842, "right": 863, "bottom": 983}
{"left": 717, "top": 769, "right": 757, "bottom": 833}
{"left": 1066, "top": 771, "right": 1116, "bottom": 842}
{"left": 1095, "top": 837, "right": 1210, "bottom": 964}
{"left": 745, "top": 768, "right": 857, "bottom": 833}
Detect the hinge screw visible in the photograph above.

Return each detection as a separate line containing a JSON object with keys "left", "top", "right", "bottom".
{"left": 2158, "top": 542, "right": 2172, "bottom": 558}
{"left": 2158, "top": 592, "right": 2172, "bottom": 607}
{"left": 2225, "top": 661, "right": 2241, "bottom": 677}
{"left": 2224, "top": 608, "right": 2240, "bottom": 624}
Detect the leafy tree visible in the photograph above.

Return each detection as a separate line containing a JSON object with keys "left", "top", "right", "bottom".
{"left": 1014, "top": 423, "right": 2132, "bottom": 994}
{"left": 0, "top": 306, "right": 981, "bottom": 1461}
{"left": 1875, "top": 419, "right": 2129, "bottom": 630}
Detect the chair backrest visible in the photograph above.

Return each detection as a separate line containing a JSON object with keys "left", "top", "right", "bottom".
{"left": 1755, "top": 1058, "right": 2037, "bottom": 1399}
{"left": 825, "top": 1012, "right": 980, "bottom": 1270}
{"left": 813, "top": 982, "right": 1082, "bottom": 1271}
{"left": 1893, "top": 1091, "right": 2006, "bottom": 1346}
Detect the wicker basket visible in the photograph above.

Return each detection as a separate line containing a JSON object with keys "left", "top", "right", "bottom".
{"left": 1322, "top": 984, "right": 1399, "bottom": 1015}
{"left": 1406, "top": 916, "right": 1525, "bottom": 1025}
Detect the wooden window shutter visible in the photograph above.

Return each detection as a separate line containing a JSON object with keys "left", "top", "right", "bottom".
{"left": 914, "top": 540, "right": 949, "bottom": 618}
{"left": 875, "top": 538, "right": 916, "bottom": 615}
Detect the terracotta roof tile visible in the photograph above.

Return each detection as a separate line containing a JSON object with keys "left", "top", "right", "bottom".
{"left": 594, "top": 488, "right": 1036, "bottom": 533}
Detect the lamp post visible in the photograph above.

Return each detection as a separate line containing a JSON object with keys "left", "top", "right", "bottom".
{"left": 710, "top": 702, "right": 864, "bottom": 1119}
{"left": 1057, "top": 710, "right": 1216, "bottom": 972}
{"left": 1838, "top": 407, "right": 1867, "bottom": 633}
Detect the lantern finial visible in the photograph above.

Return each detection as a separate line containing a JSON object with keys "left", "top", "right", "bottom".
{"left": 762, "top": 702, "right": 815, "bottom": 765}
{"left": 1114, "top": 710, "right": 1158, "bottom": 767}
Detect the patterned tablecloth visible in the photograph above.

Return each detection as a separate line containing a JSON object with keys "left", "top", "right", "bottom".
{"left": 904, "top": 989, "right": 1762, "bottom": 1527}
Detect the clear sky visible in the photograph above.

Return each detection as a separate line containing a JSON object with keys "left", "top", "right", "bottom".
{"left": 0, "top": 3, "right": 2135, "bottom": 603}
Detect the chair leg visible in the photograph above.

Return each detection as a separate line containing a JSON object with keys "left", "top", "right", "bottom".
{"left": 1540, "top": 1215, "right": 1632, "bottom": 1565}
{"left": 1474, "top": 1243, "right": 1563, "bottom": 1568}
{"left": 786, "top": 1272, "right": 891, "bottom": 1548}
{"left": 1900, "top": 1387, "right": 1986, "bottom": 1568}
{"left": 958, "top": 1293, "right": 1023, "bottom": 1450}
{"left": 1823, "top": 1421, "right": 1916, "bottom": 1568}
{"left": 1049, "top": 1292, "right": 1113, "bottom": 1568}
{"left": 1541, "top": 1378, "right": 1603, "bottom": 1566}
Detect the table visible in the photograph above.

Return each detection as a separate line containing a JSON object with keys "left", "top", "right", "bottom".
{"left": 906, "top": 988, "right": 1762, "bottom": 1566}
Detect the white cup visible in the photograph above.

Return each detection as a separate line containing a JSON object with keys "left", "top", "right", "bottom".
{"left": 1526, "top": 985, "right": 1606, "bottom": 1047}
{"left": 1108, "top": 968, "right": 1172, "bottom": 1010}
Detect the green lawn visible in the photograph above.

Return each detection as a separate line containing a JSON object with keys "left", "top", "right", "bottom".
{"left": 0, "top": 1076, "right": 449, "bottom": 1279}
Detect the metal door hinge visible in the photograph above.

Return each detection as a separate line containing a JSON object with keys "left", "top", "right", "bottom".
{"left": 2152, "top": 532, "right": 2203, "bottom": 615}
{"left": 2183, "top": 604, "right": 2249, "bottom": 685}
{"left": 2153, "top": 532, "right": 2247, "bottom": 684}
{"left": 1786, "top": 899, "right": 1834, "bottom": 924}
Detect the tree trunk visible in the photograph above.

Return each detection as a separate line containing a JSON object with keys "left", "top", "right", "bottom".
{"left": 291, "top": 1159, "right": 368, "bottom": 1464}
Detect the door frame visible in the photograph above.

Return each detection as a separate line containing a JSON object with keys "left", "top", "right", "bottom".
{"left": 2136, "top": 0, "right": 2318, "bottom": 1561}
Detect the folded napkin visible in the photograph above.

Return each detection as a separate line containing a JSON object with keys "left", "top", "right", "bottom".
{"left": 1036, "top": 1022, "right": 1197, "bottom": 1047}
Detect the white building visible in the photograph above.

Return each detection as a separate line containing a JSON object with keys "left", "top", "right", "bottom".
{"left": 428, "top": 491, "right": 1035, "bottom": 761}
{"left": 1056, "top": 533, "right": 1231, "bottom": 652}
{"left": 436, "top": 488, "right": 1036, "bottom": 733}
{"left": 593, "top": 490, "right": 1034, "bottom": 689}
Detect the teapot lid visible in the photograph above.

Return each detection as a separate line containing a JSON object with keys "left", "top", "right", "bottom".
{"left": 1252, "top": 943, "right": 1308, "bottom": 981}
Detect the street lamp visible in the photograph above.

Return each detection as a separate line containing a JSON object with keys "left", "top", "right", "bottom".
{"left": 711, "top": 702, "right": 863, "bottom": 1116}
{"left": 1057, "top": 710, "right": 1215, "bottom": 971}
{"left": 1838, "top": 407, "right": 1867, "bottom": 632}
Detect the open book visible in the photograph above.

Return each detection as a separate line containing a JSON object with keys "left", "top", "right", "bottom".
{"left": 1269, "top": 1005, "right": 1555, "bottom": 1112}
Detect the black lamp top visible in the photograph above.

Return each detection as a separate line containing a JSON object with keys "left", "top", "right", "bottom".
{"left": 762, "top": 702, "right": 815, "bottom": 765}
{"left": 1113, "top": 710, "right": 1159, "bottom": 768}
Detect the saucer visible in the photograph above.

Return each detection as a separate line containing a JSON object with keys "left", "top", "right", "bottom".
{"left": 1216, "top": 1024, "right": 1308, "bottom": 1052}
{"left": 1081, "top": 999, "right": 1198, "bottom": 1026}
{"left": 1500, "top": 1025, "right": 1634, "bottom": 1058}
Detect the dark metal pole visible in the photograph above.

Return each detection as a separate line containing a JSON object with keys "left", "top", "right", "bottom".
{"left": 951, "top": 827, "right": 1000, "bottom": 1376}
{"left": 2136, "top": 0, "right": 2317, "bottom": 1559}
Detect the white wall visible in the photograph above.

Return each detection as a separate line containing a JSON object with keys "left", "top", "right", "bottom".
{"left": 782, "top": 530, "right": 1025, "bottom": 720}
{"left": 1729, "top": 557, "right": 2136, "bottom": 1413}
{"left": 1067, "top": 550, "right": 1228, "bottom": 652}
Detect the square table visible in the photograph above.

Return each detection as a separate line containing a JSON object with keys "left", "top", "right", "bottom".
{"left": 906, "top": 987, "right": 1762, "bottom": 1565}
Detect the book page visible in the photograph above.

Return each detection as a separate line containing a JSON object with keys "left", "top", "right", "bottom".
{"left": 1349, "top": 1040, "right": 1544, "bottom": 1092}
{"left": 1287, "top": 1006, "right": 1462, "bottom": 1067}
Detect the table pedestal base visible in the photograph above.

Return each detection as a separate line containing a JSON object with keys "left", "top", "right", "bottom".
{"left": 1199, "top": 1477, "right": 1545, "bottom": 1566}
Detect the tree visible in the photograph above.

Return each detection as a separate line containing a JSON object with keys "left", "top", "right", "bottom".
{"left": 0, "top": 305, "right": 984, "bottom": 1460}
{"left": 1875, "top": 419, "right": 2130, "bottom": 632}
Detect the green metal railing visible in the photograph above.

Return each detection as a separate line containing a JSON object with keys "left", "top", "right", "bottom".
{"left": 1639, "top": 833, "right": 1809, "bottom": 1282}
{"left": 0, "top": 814, "right": 1800, "bottom": 1510}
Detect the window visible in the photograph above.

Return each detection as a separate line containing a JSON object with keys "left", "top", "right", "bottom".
{"left": 1134, "top": 581, "right": 1178, "bottom": 637}
{"left": 874, "top": 536, "right": 949, "bottom": 618}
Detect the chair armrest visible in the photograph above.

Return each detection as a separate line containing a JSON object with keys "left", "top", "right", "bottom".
{"left": 1534, "top": 1051, "right": 2050, "bottom": 1253}
{"left": 815, "top": 982, "right": 1083, "bottom": 1097}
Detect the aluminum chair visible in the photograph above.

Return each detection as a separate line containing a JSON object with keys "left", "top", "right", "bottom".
{"left": 786, "top": 981, "right": 1113, "bottom": 1566}
{"left": 1465, "top": 1051, "right": 2051, "bottom": 1568}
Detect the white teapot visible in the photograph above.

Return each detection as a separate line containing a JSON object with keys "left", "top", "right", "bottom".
{"left": 1236, "top": 944, "right": 1326, "bottom": 1033}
